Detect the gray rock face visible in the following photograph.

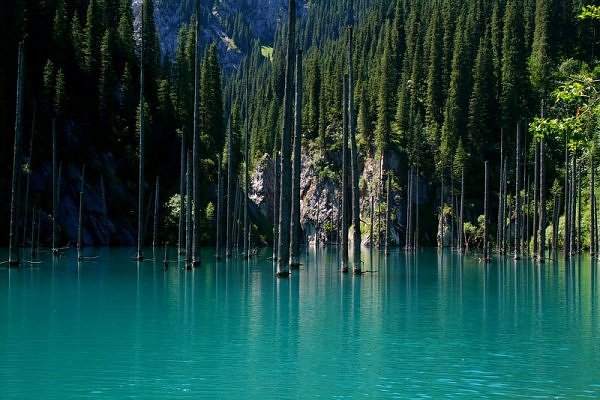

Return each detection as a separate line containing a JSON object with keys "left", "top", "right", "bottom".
{"left": 248, "top": 150, "right": 431, "bottom": 249}
{"left": 133, "top": 0, "right": 304, "bottom": 71}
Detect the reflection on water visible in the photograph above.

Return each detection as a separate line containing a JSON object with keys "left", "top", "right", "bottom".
{"left": 0, "top": 247, "right": 599, "bottom": 398}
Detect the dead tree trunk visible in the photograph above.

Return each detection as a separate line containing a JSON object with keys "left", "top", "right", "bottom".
{"left": 484, "top": 161, "right": 490, "bottom": 262}
{"left": 226, "top": 114, "right": 234, "bottom": 258}
{"left": 22, "top": 104, "right": 35, "bottom": 247}
{"left": 290, "top": 49, "right": 303, "bottom": 269}
{"left": 459, "top": 167, "right": 465, "bottom": 253}
{"left": 178, "top": 135, "right": 186, "bottom": 255}
{"left": 341, "top": 73, "right": 349, "bottom": 273}
{"left": 77, "top": 165, "right": 86, "bottom": 261}
{"left": 216, "top": 154, "right": 222, "bottom": 259}
{"left": 8, "top": 42, "right": 25, "bottom": 267}
{"left": 591, "top": 154, "right": 596, "bottom": 256}
{"left": 348, "top": 26, "right": 361, "bottom": 274}
{"left": 273, "top": 151, "right": 280, "bottom": 260}
{"left": 52, "top": 118, "right": 58, "bottom": 253}
{"left": 244, "top": 78, "right": 250, "bottom": 258}
{"left": 385, "top": 173, "right": 391, "bottom": 256}
{"left": 276, "top": 0, "right": 296, "bottom": 277}
{"left": 497, "top": 130, "right": 503, "bottom": 254}
{"left": 563, "top": 137, "right": 570, "bottom": 259}
{"left": 136, "top": 9, "right": 145, "bottom": 262}
{"left": 538, "top": 137, "right": 546, "bottom": 262}
{"left": 191, "top": 0, "right": 201, "bottom": 266}
{"left": 570, "top": 153, "right": 576, "bottom": 256}
{"left": 153, "top": 177, "right": 160, "bottom": 248}
{"left": 552, "top": 194, "right": 559, "bottom": 252}
{"left": 514, "top": 123, "right": 521, "bottom": 260}
{"left": 533, "top": 140, "right": 539, "bottom": 256}
{"left": 185, "top": 148, "right": 192, "bottom": 267}
{"left": 577, "top": 160, "right": 583, "bottom": 254}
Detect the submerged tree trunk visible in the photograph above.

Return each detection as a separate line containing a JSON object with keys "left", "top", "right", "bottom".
{"left": 226, "top": 116, "right": 234, "bottom": 258}
{"left": 570, "top": 153, "right": 576, "bottom": 256}
{"left": 514, "top": 123, "right": 521, "bottom": 260}
{"left": 290, "top": 49, "right": 303, "bottom": 269}
{"left": 77, "top": 165, "right": 86, "bottom": 261}
{"left": 563, "top": 137, "right": 570, "bottom": 259}
{"left": 533, "top": 140, "right": 539, "bottom": 256}
{"left": 591, "top": 154, "right": 596, "bottom": 256}
{"left": 216, "top": 154, "right": 222, "bottom": 259}
{"left": 348, "top": 26, "right": 361, "bottom": 274}
{"left": 501, "top": 158, "right": 508, "bottom": 254}
{"left": 153, "top": 177, "right": 160, "bottom": 248}
{"left": 341, "top": 74, "right": 349, "bottom": 273}
{"left": 552, "top": 194, "right": 559, "bottom": 252}
{"left": 8, "top": 42, "right": 25, "bottom": 267}
{"left": 276, "top": 0, "right": 296, "bottom": 277}
{"left": 178, "top": 135, "right": 186, "bottom": 255}
{"left": 484, "top": 161, "right": 490, "bottom": 262}
{"left": 538, "top": 137, "right": 546, "bottom": 262}
{"left": 185, "top": 148, "right": 192, "bottom": 267}
{"left": 459, "top": 168, "right": 465, "bottom": 253}
{"left": 497, "top": 130, "right": 503, "bottom": 254}
{"left": 273, "top": 151, "right": 280, "bottom": 260}
{"left": 577, "top": 162, "right": 582, "bottom": 254}
{"left": 136, "top": 10, "right": 145, "bottom": 262}
{"left": 191, "top": 1, "right": 201, "bottom": 266}
{"left": 385, "top": 173, "right": 391, "bottom": 256}
{"left": 22, "top": 104, "right": 35, "bottom": 247}
{"left": 406, "top": 168, "right": 412, "bottom": 250}
{"left": 244, "top": 78, "right": 250, "bottom": 258}
{"left": 52, "top": 118, "right": 58, "bottom": 253}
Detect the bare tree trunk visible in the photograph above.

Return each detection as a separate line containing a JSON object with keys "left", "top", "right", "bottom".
{"left": 216, "top": 154, "right": 222, "bottom": 259}
{"left": 136, "top": 8, "right": 145, "bottom": 262}
{"left": 153, "top": 177, "right": 160, "bottom": 248}
{"left": 52, "top": 118, "right": 58, "bottom": 253}
{"left": 577, "top": 160, "right": 583, "bottom": 254}
{"left": 77, "top": 165, "right": 86, "bottom": 261}
{"left": 185, "top": 148, "right": 192, "bottom": 267}
{"left": 514, "top": 123, "right": 521, "bottom": 260}
{"left": 22, "top": 104, "right": 35, "bottom": 247}
{"left": 405, "top": 168, "right": 411, "bottom": 249}
{"left": 377, "top": 155, "right": 383, "bottom": 248}
{"left": 459, "top": 167, "right": 464, "bottom": 253}
{"left": 370, "top": 195, "right": 374, "bottom": 248}
{"left": 178, "top": 135, "right": 186, "bottom": 255}
{"left": 564, "top": 137, "right": 570, "bottom": 259}
{"left": 244, "top": 78, "right": 250, "bottom": 258}
{"left": 526, "top": 177, "right": 530, "bottom": 255}
{"left": 484, "top": 161, "right": 490, "bottom": 262}
{"left": 570, "top": 153, "right": 576, "bottom": 256}
{"left": 273, "top": 151, "right": 280, "bottom": 260}
{"left": 591, "top": 154, "right": 596, "bottom": 256}
{"left": 100, "top": 174, "right": 108, "bottom": 246}
{"left": 385, "top": 173, "right": 391, "bottom": 256}
{"left": 226, "top": 115, "right": 234, "bottom": 258}
{"left": 502, "top": 157, "right": 508, "bottom": 254}
{"left": 276, "top": 0, "right": 296, "bottom": 277}
{"left": 348, "top": 27, "right": 361, "bottom": 274}
{"left": 497, "top": 129, "right": 503, "bottom": 254}
{"left": 538, "top": 137, "right": 546, "bottom": 262}
{"left": 30, "top": 207, "right": 36, "bottom": 257}
{"left": 552, "top": 194, "right": 559, "bottom": 252}
{"left": 340, "top": 73, "right": 349, "bottom": 273}
{"left": 533, "top": 140, "right": 539, "bottom": 256}
{"left": 290, "top": 49, "right": 303, "bottom": 269}
{"left": 8, "top": 42, "right": 25, "bottom": 267}
{"left": 415, "top": 165, "right": 420, "bottom": 249}
{"left": 191, "top": 0, "right": 201, "bottom": 266}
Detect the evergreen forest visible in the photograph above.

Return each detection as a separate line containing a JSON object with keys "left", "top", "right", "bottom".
{"left": 1, "top": 0, "right": 600, "bottom": 265}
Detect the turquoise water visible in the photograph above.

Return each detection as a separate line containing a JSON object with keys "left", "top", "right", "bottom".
{"left": 1, "top": 247, "right": 599, "bottom": 399}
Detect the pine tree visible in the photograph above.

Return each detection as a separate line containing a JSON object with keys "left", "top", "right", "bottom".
{"left": 529, "top": 0, "right": 552, "bottom": 95}
{"left": 501, "top": 0, "right": 529, "bottom": 131}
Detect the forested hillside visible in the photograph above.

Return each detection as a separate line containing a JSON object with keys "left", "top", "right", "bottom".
{"left": 0, "top": 0, "right": 599, "bottom": 251}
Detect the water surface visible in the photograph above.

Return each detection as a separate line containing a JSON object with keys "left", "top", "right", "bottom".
{"left": 1, "top": 247, "right": 599, "bottom": 398}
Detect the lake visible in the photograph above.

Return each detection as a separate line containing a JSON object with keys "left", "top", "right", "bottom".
{"left": 1, "top": 247, "right": 599, "bottom": 398}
